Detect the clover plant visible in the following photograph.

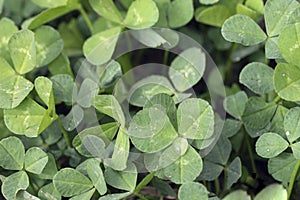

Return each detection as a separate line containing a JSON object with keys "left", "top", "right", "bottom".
{"left": 0, "top": 0, "right": 300, "bottom": 200}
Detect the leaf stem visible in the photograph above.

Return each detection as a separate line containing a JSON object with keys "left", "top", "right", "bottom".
{"left": 225, "top": 43, "right": 239, "bottom": 83}
{"left": 57, "top": 117, "right": 71, "bottom": 148}
{"left": 245, "top": 133, "right": 257, "bottom": 174}
{"left": 133, "top": 172, "right": 155, "bottom": 195}
{"left": 163, "top": 50, "right": 169, "bottom": 65}
{"left": 287, "top": 160, "right": 300, "bottom": 199}
{"left": 77, "top": 5, "right": 93, "bottom": 34}
{"left": 134, "top": 193, "right": 148, "bottom": 200}
{"left": 273, "top": 96, "right": 281, "bottom": 103}
{"left": 214, "top": 178, "right": 221, "bottom": 195}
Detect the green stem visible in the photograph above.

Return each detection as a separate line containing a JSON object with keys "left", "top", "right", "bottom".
{"left": 57, "top": 117, "right": 71, "bottom": 148}
{"left": 135, "top": 193, "right": 148, "bottom": 200}
{"left": 163, "top": 50, "right": 169, "bottom": 65}
{"left": 78, "top": 5, "right": 93, "bottom": 34}
{"left": 287, "top": 160, "right": 300, "bottom": 199}
{"left": 245, "top": 133, "right": 257, "bottom": 174}
{"left": 133, "top": 172, "right": 155, "bottom": 195}
{"left": 225, "top": 43, "right": 239, "bottom": 83}
{"left": 214, "top": 178, "right": 221, "bottom": 195}
{"left": 273, "top": 95, "right": 281, "bottom": 103}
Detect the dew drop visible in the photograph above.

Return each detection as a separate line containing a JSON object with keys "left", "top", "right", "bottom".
{"left": 286, "top": 131, "right": 290, "bottom": 136}
{"left": 266, "top": 149, "right": 270, "bottom": 152}
{"left": 282, "top": 73, "right": 286, "bottom": 77}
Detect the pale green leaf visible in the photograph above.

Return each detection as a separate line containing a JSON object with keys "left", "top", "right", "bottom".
{"left": 99, "top": 192, "right": 131, "bottom": 200}
{"left": 130, "top": 28, "right": 167, "bottom": 47}
{"left": 123, "top": 0, "right": 159, "bottom": 29}
{"left": 69, "top": 189, "right": 95, "bottom": 200}
{"left": 86, "top": 159, "right": 107, "bottom": 195}
{"left": 177, "top": 98, "right": 214, "bottom": 140}
{"left": 158, "top": 137, "right": 189, "bottom": 168}
{"left": 34, "top": 26, "right": 64, "bottom": 66}
{"left": 129, "top": 75, "right": 175, "bottom": 107}
{"left": 83, "top": 27, "right": 121, "bottom": 65}
{"left": 169, "top": 48, "right": 205, "bottom": 92}
{"left": 198, "top": 160, "right": 223, "bottom": 181}
{"left": 4, "top": 98, "right": 56, "bottom": 137}
{"left": 256, "top": 132, "right": 289, "bottom": 158}
{"left": 245, "top": 0, "right": 264, "bottom": 14}
{"left": 224, "top": 91, "right": 248, "bottom": 120}
{"left": 28, "top": 4, "right": 79, "bottom": 30}
{"left": 130, "top": 28, "right": 179, "bottom": 49}
{"left": 93, "top": 95, "right": 125, "bottom": 126}
{"left": 221, "top": 14, "right": 267, "bottom": 46}
{"left": 178, "top": 182, "right": 208, "bottom": 200}
{"left": 104, "top": 162, "right": 137, "bottom": 192}
{"left": 268, "top": 153, "right": 298, "bottom": 183}
{"left": 199, "top": 0, "right": 219, "bottom": 5}
{"left": 239, "top": 62, "right": 274, "bottom": 95}
{"left": 144, "top": 93, "right": 177, "bottom": 130}
{"left": 0, "top": 18, "right": 18, "bottom": 61}
{"left": 72, "top": 123, "right": 117, "bottom": 157}
{"left": 25, "top": 147, "right": 48, "bottom": 174}
{"left": 195, "top": 5, "right": 231, "bottom": 27}
{"left": 242, "top": 97, "right": 277, "bottom": 136}
{"left": 225, "top": 157, "right": 242, "bottom": 189}
{"left": 265, "top": 37, "right": 282, "bottom": 59}
{"left": 223, "top": 190, "right": 251, "bottom": 200}
{"left": 254, "top": 184, "right": 287, "bottom": 200}
{"left": 61, "top": 104, "right": 84, "bottom": 131}
{"left": 34, "top": 76, "right": 54, "bottom": 108}
{"left": 89, "top": 0, "right": 123, "bottom": 23}
{"left": 167, "top": 0, "right": 193, "bottom": 28}
{"left": 264, "top": 0, "right": 299, "bottom": 37}
{"left": 48, "top": 53, "right": 73, "bottom": 77}
{"left": 163, "top": 147, "right": 203, "bottom": 184}
{"left": 291, "top": 142, "right": 300, "bottom": 159}
{"left": 269, "top": 105, "right": 288, "bottom": 137}
{"left": 129, "top": 106, "right": 177, "bottom": 153}
{"left": 1, "top": 171, "right": 29, "bottom": 200}
{"left": 0, "top": 58, "right": 34, "bottom": 109}
{"left": 274, "top": 63, "right": 300, "bottom": 102}
{"left": 104, "top": 127, "right": 130, "bottom": 170}
{"left": 278, "top": 23, "right": 300, "bottom": 66}
{"left": 81, "top": 135, "right": 106, "bottom": 158}
{"left": 98, "top": 60, "right": 122, "bottom": 88}
{"left": 206, "top": 135, "right": 231, "bottom": 165}
{"left": 284, "top": 107, "right": 300, "bottom": 143}
{"left": 9, "top": 29, "right": 36, "bottom": 74}
{"left": 0, "top": 136, "right": 25, "bottom": 170}
{"left": 53, "top": 168, "right": 93, "bottom": 197}
{"left": 0, "top": 57, "right": 15, "bottom": 80}
{"left": 38, "top": 153, "right": 58, "bottom": 180}
{"left": 236, "top": 4, "right": 261, "bottom": 20}
{"left": 75, "top": 78, "right": 99, "bottom": 108}
{"left": 16, "top": 191, "right": 40, "bottom": 200}
{"left": 51, "top": 74, "right": 74, "bottom": 103}
{"left": 31, "top": 0, "right": 67, "bottom": 8}
{"left": 38, "top": 183, "right": 61, "bottom": 200}
{"left": 222, "top": 119, "right": 242, "bottom": 138}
